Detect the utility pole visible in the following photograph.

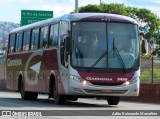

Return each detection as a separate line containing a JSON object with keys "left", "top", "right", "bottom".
{"left": 75, "top": 0, "right": 78, "bottom": 13}
{"left": 100, "top": 0, "right": 102, "bottom": 5}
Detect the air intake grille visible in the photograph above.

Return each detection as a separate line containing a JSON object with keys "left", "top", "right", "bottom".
{"left": 84, "top": 89, "right": 128, "bottom": 94}
{"left": 90, "top": 82, "right": 124, "bottom": 86}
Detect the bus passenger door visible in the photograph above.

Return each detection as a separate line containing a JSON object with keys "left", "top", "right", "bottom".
{"left": 58, "top": 21, "right": 70, "bottom": 94}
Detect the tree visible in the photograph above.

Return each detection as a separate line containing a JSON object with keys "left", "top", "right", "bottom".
{"left": 136, "top": 8, "right": 160, "bottom": 40}
{"left": 99, "top": 3, "right": 128, "bottom": 15}
{"left": 79, "top": 4, "right": 100, "bottom": 13}
{"left": 78, "top": 3, "right": 160, "bottom": 41}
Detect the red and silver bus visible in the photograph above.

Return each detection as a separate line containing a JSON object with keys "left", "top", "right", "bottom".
{"left": 6, "top": 13, "right": 140, "bottom": 105}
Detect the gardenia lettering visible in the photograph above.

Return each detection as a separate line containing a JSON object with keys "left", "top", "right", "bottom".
{"left": 7, "top": 59, "right": 22, "bottom": 66}
{"left": 86, "top": 77, "right": 112, "bottom": 81}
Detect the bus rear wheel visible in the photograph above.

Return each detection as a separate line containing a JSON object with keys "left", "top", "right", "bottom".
{"left": 20, "top": 80, "right": 28, "bottom": 100}
{"left": 107, "top": 96, "right": 120, "bottom": 105}
{"left": 20, "top": 81, "right": 38, "bottom": 100}
{"left": 28, "top": 92, "right": 38, "bottom": 100}
{"left": 53, "top": 82, "right": 65, "bottom": 104}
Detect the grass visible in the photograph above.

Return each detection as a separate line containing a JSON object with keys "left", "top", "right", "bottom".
{"left": 141, "top": 68, "right": 160, "bottom": 84}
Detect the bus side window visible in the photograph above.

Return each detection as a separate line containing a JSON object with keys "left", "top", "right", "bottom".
{"left": 49, "top": 24, "right": 59, "bottom": 47}
{"left": 9, "top": 34, "right": 16, "bottom": 53}
{"left": 31, "top": 28, "right": 39, "bottom": 50}
{"left": 15, "top": 32, "right": 23, "bottom": 52}
{"left": 23, "top": 31, "right": 30, "bottom": 51}
{"left": 40, "top": 26, "right": 49, "bottom": 49}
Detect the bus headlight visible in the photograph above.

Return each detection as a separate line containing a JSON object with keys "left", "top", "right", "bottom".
{"left": 124, "top": 81, "right": 130, "bottom": 85}
{"left": 70, "top": 74, "right": 91, "bottom": 85}
{"left": 123, "top": 77, "right": 139, "bottom": 86}
{"left": 82, "top": 80, "right": 87, "bottom": 85}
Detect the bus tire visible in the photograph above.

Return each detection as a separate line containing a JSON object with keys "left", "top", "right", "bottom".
{"left": 70, "top": 97, "right": 78, "bottom": 101}
{"left": 53, "top": 81, "right": 65, "bottom": 104}
{"left": 107, "top": 96, "right": 120, "bottom": 105}
{"left": 28, "top": 92, "right": 38, "bottom": 100}
{"left": 20, "top": 80, "right": 38, "bottom": 100}
{"left": 20, "top": 80, "right": 29, "bottom": 100}
{"left": 49, "top": 75, "right": 54, "bottom": 98}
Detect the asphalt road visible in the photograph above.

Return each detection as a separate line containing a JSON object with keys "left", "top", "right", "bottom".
{"left": 0, "top": 91, "right": 160, "bottom": 119}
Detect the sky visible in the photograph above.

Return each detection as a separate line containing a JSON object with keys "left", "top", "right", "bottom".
{"left": 0, "top": 0, "right": 160, "bottom": 23}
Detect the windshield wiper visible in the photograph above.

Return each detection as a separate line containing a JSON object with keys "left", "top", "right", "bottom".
{"left": 87, "top": 38, "right": 128, "bottom": 72}
{"left": 113, "top": 38, "right": 128, "bottom": 72}
{"left": 88, "top": 51, "right": 107, "bottom": 71}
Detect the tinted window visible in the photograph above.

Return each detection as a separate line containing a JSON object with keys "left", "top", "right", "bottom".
{"left": 61, "top": 21, "right": 69, "bottom": 36}
{"left": 40, "top": 26, "right": 49, "bottom": 48}
{"left": 31, "top": 28, "right": 39, "bottom": 50}
{"left": 15, "top": 32, "right": 23, "bottom": 52}
{"left": 49, "top": 24, "right": 59, "bottom": 47}
{"left": 9, "top": 34, "right": 16, "bottom": 53}
{"left": 23, "top": 31, "right": 30, "bottom": 51}
{"left": 71, "top": 22, "right": 139, "bottom": 69}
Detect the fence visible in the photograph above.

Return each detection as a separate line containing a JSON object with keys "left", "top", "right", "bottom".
{"left": 141, "top": 57, "right": 160, "bottom": 84}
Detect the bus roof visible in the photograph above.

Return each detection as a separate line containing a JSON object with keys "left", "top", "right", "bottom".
{"left": 67, "top": 13, "right": 138, "bottom": 24}
{"left": 10, "top": 13, "right": 138, "bottom": 34}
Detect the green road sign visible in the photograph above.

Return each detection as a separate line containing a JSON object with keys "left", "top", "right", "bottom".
{"left": 21, "top": 10, "right": 53, "bottom": 26}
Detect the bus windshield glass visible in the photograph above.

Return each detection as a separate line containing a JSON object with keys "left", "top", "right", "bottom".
{"left": 71, "top": 22, "right": 139, "bottom": 70}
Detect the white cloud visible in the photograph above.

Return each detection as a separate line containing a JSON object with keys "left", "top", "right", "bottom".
{"left": 0, "top": 0, "right": 15, "bottom": 8}
{"left": 155, "top": 0, "right": 160, "bottom": 3}
{"left": 22, "top": 0, "right": 32, "bottom": 4}
{"left": 0, "top": 15, "right": 20, "bottom": 23}
{"left": 144, "top": 6, "right": 160, "bottom": 17}
{"left": 42, "top": 4, "right": 74, "bottom": 18}
{"left": 79, "top": 0, "right": 99, "bottom": 6}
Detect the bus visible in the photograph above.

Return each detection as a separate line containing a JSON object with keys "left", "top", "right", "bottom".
{"left": 6, "top": 13, "right": 140, "bottom": 105}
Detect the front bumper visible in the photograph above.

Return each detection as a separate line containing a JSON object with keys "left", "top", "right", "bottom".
{"left": 68, "top": 78, "right": 140, "bottom": 96}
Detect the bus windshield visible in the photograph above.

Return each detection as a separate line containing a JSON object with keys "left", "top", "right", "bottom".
{"left": 71, "top": 22, "right": 139, "bottom": 70}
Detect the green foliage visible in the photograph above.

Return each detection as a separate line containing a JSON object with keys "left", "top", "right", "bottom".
{"left": 141, "top": 53, "right": 160, "bottom": 61}
{"left": 79, "top": 4, "right": 101, "bottom": 13}
{"left": 153, "top": 48, "right": 160, "bottom": 57}
{"left": 78, "top": 3, "right": 160, "bottom": 41}
{"left": 99, "top": 3, "right": 127, "bottom": 15}
{"left": 136, "top": 8, "right": 160, "bottom": 39}
{"left": 141, "top": 54, "right": 150, "bottom": 59}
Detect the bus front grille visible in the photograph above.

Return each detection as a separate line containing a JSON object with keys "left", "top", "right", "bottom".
{"left": 91, "top": 82, "right": 124, "bottom": 86}
{"left": 84, "top": 89, "right": 128, "bottom": 94}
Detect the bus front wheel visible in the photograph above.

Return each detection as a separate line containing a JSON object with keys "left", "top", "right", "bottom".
{"left": 53, "top": 82, "right": 65, "bottom": 104}
{"left": 107, "top": 96, "right": 120, "bottom": 105}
